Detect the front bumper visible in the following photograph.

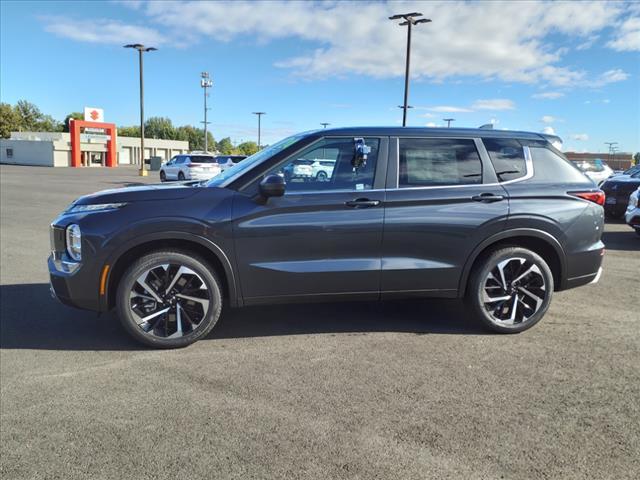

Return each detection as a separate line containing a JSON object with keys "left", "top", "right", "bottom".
{"left": 625, "top": 207, "right": 640, "bottom": 229}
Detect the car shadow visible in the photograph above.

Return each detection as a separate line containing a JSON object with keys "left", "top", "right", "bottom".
{"left": 0, "top": 284, "right": 487, "bottom": 351}
{"left": 602, "top": 224, "right": 640, "bottom": 251}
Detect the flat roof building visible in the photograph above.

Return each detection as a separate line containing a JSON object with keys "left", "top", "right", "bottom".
{"left": 0, "top": 131, "right": 189, "bottom": 167}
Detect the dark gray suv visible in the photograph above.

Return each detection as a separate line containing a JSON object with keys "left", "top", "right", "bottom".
{"left": 49, "top": 128, "right": 605, "bottom": 348}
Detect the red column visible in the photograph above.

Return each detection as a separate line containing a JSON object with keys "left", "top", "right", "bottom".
{"left": 106, "top": 125, "right": 117, "bottom": 167}
{"left": 70, "top": 119, "right": 81, "bottom": 167}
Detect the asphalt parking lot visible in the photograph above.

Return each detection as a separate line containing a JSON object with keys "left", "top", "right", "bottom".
{"left": 1, "top": 164, "right": 639, "bottom": 479}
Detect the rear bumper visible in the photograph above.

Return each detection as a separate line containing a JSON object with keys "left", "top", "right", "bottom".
{"left": 561, "top": 242, "right": 605, "bottom": 291}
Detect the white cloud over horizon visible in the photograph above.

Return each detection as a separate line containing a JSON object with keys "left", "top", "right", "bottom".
{"left": 40, "top": 1, "right": 637, "bottom": 89}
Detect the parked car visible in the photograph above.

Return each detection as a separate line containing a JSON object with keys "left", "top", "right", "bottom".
{"left": 216, "top": 155, "right": 247, "bottom": 172}
{"left": 159, "top": 154, "right": 221, "bottom": 182}
{"left": 600, "top": 170, "right": 640, "bottom": 218}
{"left": 282, "top": 158, "right": 314, "bottom": 181}
{"left": 310, "top": 159, "right": 336, "bottom": 181}
{"left": 571, "top": 159, "right": 613, "bottom": 186}
{"left": 49, "top": 127, "right": 605, "bottom": 348}
{"left": 625, "top": 187, "right": 640, "bottom": 236}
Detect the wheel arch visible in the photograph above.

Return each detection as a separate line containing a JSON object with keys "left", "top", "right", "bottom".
{"left": 458, "top": 228, "right": 566, "bottom": 297}
{"left": 102, "top": 232, "right": 239, "bottom": 311}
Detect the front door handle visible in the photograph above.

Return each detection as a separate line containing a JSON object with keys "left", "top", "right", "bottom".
{"left": 345, "top": 198, "right": 381, "bottom": 208}
{"left": 471, "top": 193, "right": 505, "bottom": 203}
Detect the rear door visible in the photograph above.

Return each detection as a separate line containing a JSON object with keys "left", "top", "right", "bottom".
{"left": 381, "top": 136, "right": 509, "bottom": 296}
{"left": 232, "top": 136, "right": 388, "bottom": 302}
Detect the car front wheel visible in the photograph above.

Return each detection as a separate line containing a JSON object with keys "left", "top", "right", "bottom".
{"left": 116, "top": 250, "right": 223, "bottom": 348}
{"left": 467, "top": 247, "right": 554, "bottom": 333}
{"left": 160, "top": 170, "right": 166, "bottom": 182}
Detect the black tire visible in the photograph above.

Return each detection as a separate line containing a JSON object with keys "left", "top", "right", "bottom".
{"left": 116, "top": 250, "right": 223, "bottom": 348}
{"left": 466, "top": 247, "right": 554, "bottom": 334}
{"left": 159, "top": 170, "right": 166, "bottom": 182}
{"left": 316, "top": 171, "right": 328, "bottom": 182}
{"left": 178, "top": 172, "right": 185, "bottom": 181}
{"left": 635, "top": 228, "right": 640, "bottom": 237}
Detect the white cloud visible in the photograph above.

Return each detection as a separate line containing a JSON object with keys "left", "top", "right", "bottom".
{"left": 542, "top": 126, "right": 556, "bottom": 135}
{"left": 80, "top": 0, "right": 630, "bottom": 88}
{"left": 427, "top": 106, "right": 474, "bottom": 113}
{"left": 541, "top": 115, "right": 556, "bottom": 124}
{"left": 532, "top": 92, "right": 565, "bottom": 100}
{"left": 426, "top": 122, "right": 438, "bottom": 127}
{"left": 42, "top": 16, "right": 164, "bottom": 46}
{"left": 576, "top": 35, "right": 600, "bottom": 50}
{"left": 471, "top": 99, "right": 515, "bottom": 110}
{"left": 589, "top": 69, "right": 630, "bottom": 87}
{"left": 607, "top": 16, "right": 640, "bottom": 52}
{"left": 572, "top": 133, "right": 589, "bottom": 141}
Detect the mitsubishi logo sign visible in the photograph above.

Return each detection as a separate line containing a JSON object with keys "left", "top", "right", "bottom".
{"left": 83, "top": 107, "right": 104, "bottom": 122}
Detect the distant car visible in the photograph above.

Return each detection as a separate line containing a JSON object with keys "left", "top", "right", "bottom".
{"left": 601, "top": 170, "right": 640, "bottom": 218}
{"left": 612, "top": 165, "right": 640, "bottom": 178}
{"left": 625, "top": 187, "right": 640, "bottom": 236}
{"left": 310, "top": 159, "right": 336, "bottom": 181}
{"left": 216, "top": 155, "right": 247, "bottom": 172}
{"left": 283, "top": 159, "right": 314, "bottom": 181}
{"left": 160, "top": 154, "right": 221, "bottom": 182}
{"left": 572, "top": 160, "right": 614, "bottom": 186}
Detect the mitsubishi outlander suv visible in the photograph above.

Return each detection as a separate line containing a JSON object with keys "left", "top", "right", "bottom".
{"left": 49, "top": 128, "right": 605, "bottom": 348}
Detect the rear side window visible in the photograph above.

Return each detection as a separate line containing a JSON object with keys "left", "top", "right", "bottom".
{"left": 483, "top": 138, "right": 527, "bottom": 182}
{"left": 529, "top": 147, "right": 590, "bottom": 183}
{"left": 398, "top": 138, "right": 482, "bottom": 187}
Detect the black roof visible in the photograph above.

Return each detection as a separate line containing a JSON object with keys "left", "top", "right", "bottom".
{"left": 308, "top": 126, "right": 548, "bottom": 141}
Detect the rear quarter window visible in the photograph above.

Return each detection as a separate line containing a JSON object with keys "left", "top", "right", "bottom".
{"left": 482, "top": 138, "right": 527, "bottom": 182}
{"left": 529, "top": 147, "right": 591, "bottom": 183}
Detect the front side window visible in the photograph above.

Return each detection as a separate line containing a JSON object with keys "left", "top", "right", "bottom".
{"left": 267, "top": 137, "right": 380, "bottom": 192}
{"left": 398, "top": 138, "right": 482, "bottom": 188}
{"left": 483, "top": 138, "right": 527, "bottom": 182}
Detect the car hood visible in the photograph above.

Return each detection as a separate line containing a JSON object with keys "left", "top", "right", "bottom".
{"left": 74, "top": 182, "right": 203, "bottom": 205}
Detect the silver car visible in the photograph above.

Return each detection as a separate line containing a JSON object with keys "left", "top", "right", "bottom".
{"left": 160, "top": 154, "right": 221, "bottom": 182}
{"left": 625, "top": 187, "right": 640, "bottom": 236}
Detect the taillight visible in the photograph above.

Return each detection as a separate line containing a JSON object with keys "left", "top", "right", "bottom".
{"left": 570, "top": 190, "right": 605, "bottom": 206}
{"left": 187, "top": 163, "right": 201, "bottom": 168}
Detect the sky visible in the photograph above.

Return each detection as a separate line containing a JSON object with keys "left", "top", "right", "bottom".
{"left": 1, "top": 0, "right": 639, "bottom": 153}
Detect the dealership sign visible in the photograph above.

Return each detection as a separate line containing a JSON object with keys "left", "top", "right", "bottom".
{"left": 83, "top": 107, "right": 104, "bottom": 122}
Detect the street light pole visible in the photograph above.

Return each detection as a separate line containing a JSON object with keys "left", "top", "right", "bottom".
{"left": 201, "top": 72, "right": 213, "bottom": 152}
{"left": 252, "top": 112, "right": 265, "bottom": 149}
{"left": 605, "top": 142, "right": 617, "bottom": 163}
{"left": 443, "top": 118, "right": 455, "bottom": 128}
{"left": 124, "top": 44, "right": 157, "bottom": 176}
{"left": 320, "top": 122, "right": 330, "bottom": 129}
{"left": 389, "top": 12, "right": 431, "bottom": 127}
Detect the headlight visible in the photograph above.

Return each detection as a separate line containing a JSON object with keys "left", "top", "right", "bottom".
{"left": 66, "top": 224, "right": 82, "bottom": 262}
{"left": 67, "top": 203, "right": 127, "bottom": 214}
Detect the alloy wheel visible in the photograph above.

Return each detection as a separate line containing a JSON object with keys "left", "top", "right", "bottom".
{"left": 129, "top": 263, "right": 211, "bottom": 338}
{"left": 482, "top": 257, "right": 547, "bottom": 326}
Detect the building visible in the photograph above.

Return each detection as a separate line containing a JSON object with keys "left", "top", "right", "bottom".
{"left": 565, "top": 151, "right": 634, "bottom": 171}
{"left": 0, "top": 131, "right": 189, "bottom": 167}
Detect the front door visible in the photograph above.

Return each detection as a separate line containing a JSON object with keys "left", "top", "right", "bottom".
{"left": 381, "top": 137, "right": 509, "bottom": 296}
{"left": 232, "top": 137, "right": 388, "bottom": 302}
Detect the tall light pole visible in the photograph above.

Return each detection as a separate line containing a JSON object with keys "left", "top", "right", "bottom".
{"left": 320, "top": 122, "right": 330, "bottom": 129}
{"left": 252, "top": 112, "right": 265, "bottom": 149}
{"left": 201, "top": 72, "right": 213, "bottom": 152}
{"left": 389, "top": 12, "right": 431, "bottom": 127}
{"left": 443, "top": 118, "right": 455, "bottom": 128}
{"left": 124, "top": 44, "right": 157, "bottom": 176}
{"left": 605, "top": 141, "right": 618, "bottom": 162}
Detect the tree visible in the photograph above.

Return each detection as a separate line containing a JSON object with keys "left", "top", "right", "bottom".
{"left": 216, "top": 137, "right": 234, "bottom": 155}
{"left": 63, "top": 112, "right": 84, "bottom": 132}
{"left": 0, "top": 103, "right": 20, "bottom": 138}
{"left": 633, "top": 152, "right": 640, "bottom": 166}
{"left": 237, "top": 141, "right": 259, "bottom": 156}
{"left": 118, "top": 126, "right": 141, "bottom": 137}
{"left": 11, "top": 100, "right": 61, "bottom": 132}
{"left": 145, "top": 117, "right": 176, "bottom": 140}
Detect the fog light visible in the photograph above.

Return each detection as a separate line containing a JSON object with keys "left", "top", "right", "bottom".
{"left": 66, "top": 224, "right": 82, "bottom": 262}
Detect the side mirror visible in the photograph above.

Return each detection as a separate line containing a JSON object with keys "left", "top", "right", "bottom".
{"left": 352, "top": 137, "right": 371, "bottom": 170}
{"left": 259, "top": 174, "right": 286, "bottom": 198}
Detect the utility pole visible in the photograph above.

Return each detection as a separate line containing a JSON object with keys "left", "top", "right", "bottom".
{"left": 252, "top": 112, "right": 265, "bottom": 149}
{"left": 320, "top": 123, "right": 330, "bottom": 129}
{"left": 201, "top": 72, "right": 213, "bottom": 152}
{"left": 605, "top": 142, "right": 618, "bottom": 163}
{"left": 389, "top": 12, "right": 431, "bottom": 127}
{"left": 443, "top": 118, "right": 455, "bottom": 128}
{"left": 124, "top": 44, "right": 157, "bottom": 176}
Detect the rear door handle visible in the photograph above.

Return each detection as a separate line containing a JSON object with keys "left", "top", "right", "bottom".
{"left": 471, "top": 193, "right": 505, "bottom": 203}
{"left": 345, "top": 198, "right": 381, "bottom": 208}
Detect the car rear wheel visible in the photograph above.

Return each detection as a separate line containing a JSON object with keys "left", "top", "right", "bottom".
{"left": 178, "top": 172, "right": 185, "bottom": 181}
{"left": 116, "top": 250, "right": 222, "bottom": 348}
{"left": 160, "top": 170, "right": 166, "bottom": 182}
{"left": 316, "top": 171, "right": 328, "bottom": 182}
{"left": 467, "top": 247, "right": 553, "bottom": 333}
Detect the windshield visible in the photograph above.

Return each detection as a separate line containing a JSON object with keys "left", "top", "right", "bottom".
{"left": 206, "top": 132, "right": 311, "bottom": 187}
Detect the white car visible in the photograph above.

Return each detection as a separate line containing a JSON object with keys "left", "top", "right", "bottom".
{"left": 160, "top": 154, "right": 221, "bottom": 182}
{"left": 216, "top": 155, "right": 247, "bottom": 172}
{"left": 572, "top": 160, "right": 614, "bottom": 186}
{"left": 625, "top": 187, "right": 640, "bottom": 236}
{"left": 310, "top": 159, "right": 336, "bottom": 181}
